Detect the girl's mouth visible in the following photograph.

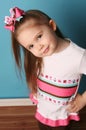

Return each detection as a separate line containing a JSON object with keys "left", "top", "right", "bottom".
{"left": 43, "top": 46, "right": 49, "bottom": 54}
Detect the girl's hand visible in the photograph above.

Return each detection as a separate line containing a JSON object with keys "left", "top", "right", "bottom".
{"left": 67, "top": 93, "right": 86, "bottom": 113}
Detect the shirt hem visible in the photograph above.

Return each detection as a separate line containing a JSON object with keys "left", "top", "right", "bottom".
{"left": 35, "top": 111, "right": 80, "bottom": 127}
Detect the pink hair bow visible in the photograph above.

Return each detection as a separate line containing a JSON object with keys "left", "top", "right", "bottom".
{"left": 4, "top": 7, "right": 25, "bottom": 32}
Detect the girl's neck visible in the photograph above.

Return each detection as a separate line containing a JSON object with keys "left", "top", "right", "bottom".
{"left": 55, "top": 37, "right": 70, "bottom": 54}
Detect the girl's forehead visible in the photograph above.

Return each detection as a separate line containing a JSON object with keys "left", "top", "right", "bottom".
{"left": 19, "top": 23, "right": 43, "bottom": 36}
{"left": 17, "top": 19, "right": 49, "bottom": 38}
{"left": 17, "top": 19, "right": 38, "bottom": 33}
{"left": 16, "top": 17, "right": 49, "bottom": 35}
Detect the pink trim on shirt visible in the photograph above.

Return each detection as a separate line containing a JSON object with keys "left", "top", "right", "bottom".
{"left": 37, "top": 79, "right": 77, "bottom": 97}
{"left": 35, "top": 111, "right": 80, "bottom": 127}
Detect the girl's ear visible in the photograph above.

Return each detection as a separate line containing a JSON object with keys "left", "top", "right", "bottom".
{"left": 49, "top": 19, "right": 57, "bottom": 31}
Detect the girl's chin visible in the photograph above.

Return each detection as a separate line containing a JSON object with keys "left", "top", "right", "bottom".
{"left": 43, "top": 52, "right": 54, "bottom": 57}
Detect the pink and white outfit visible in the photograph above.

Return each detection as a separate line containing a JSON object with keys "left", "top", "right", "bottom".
{"left": 30, "top": 40, "right": 86, "bottom": 127}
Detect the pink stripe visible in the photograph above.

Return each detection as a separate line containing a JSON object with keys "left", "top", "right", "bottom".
{"left": 35, "top": 112, "right": 80, "bottom": 127}
{"left": 37, "top": 79, "right": 77, "bottom": 97}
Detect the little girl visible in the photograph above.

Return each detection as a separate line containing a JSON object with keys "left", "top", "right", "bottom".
{"left": 4, "top": 7, "right": 86, "bottom": 130}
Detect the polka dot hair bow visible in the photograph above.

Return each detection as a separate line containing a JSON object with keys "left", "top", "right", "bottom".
{"left": 4, "top": 7, "right": 25, "bottom": 32}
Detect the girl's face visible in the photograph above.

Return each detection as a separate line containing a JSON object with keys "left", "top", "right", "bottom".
{"left": 17, "top": 20, "right": 58, "bottom": 57}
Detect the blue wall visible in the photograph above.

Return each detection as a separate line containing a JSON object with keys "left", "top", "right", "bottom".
{"left": 0, "top": 0, "right": 86, "bottom": 98}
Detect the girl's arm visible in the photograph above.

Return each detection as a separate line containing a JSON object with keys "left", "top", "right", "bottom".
{"left": 67, "top": 91, "right": 86, "bottom": 113}
{"left": 82, "top": 91, "right": 86, "bottom": 105}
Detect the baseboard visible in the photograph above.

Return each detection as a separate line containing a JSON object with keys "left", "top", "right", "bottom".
{"left": 0, "top": 98, "right": 35, "bottom": 106}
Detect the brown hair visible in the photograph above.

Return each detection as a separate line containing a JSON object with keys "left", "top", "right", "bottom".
{"left": 11, "top": 9, "right": 64, "bottom": 94}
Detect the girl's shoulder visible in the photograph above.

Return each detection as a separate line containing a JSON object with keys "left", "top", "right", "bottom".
{"left": 70, "top": 40, "right": 86, "bottom": 56}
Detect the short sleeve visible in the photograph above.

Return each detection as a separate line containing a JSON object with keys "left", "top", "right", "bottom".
{"left": 79, "top": 50, "right": 86, "bottom": 75}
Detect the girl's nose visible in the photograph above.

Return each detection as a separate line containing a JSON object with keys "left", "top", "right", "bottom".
{"left": 39, "top": 44, "right": 44, "bottom": 51}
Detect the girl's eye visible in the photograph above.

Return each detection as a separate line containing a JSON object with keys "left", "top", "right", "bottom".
{"left": 29, "top": 44, "right": 34, "bottom": 49}
{"left": 37, "top": 34, "right": 42, "bottom": 39}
